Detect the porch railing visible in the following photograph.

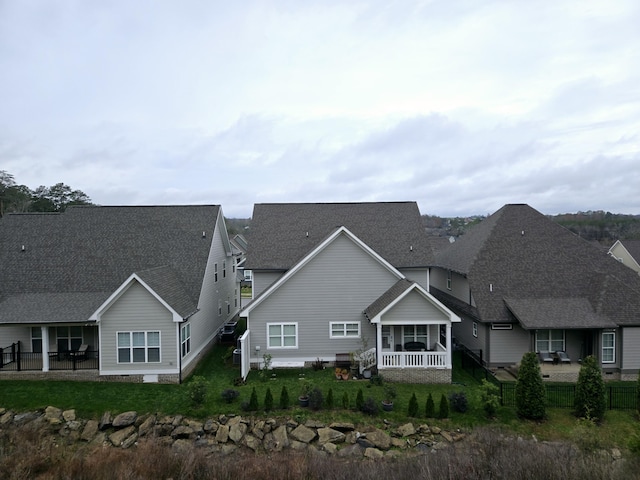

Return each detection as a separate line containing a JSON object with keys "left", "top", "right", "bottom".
{"left": 380, "top": 351, "right": 447, "bottom": 368}
{"left": 0, "top": 342, "right": 99, "bottom": 372}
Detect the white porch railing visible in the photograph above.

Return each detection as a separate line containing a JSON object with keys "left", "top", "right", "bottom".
{"left": 357, "top": 347, "right": 377, "bottom": 373}
{"left": 380, "top": 351, "right": 447, "bottom": 368}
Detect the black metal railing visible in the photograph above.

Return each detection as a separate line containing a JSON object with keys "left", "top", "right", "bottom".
{"left": 0, "top": 342, "right": 98, "bottom": 371}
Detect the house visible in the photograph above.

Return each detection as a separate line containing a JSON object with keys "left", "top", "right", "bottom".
{"left": 230, "top": 233, "right": 252, "bottom": 286}
{"left": 0, "top": 205, "right": 240, "bottom": 383}
{"left": 430, "top": 204, "right": 640, "bottom": 381}
{"left": 239, "top": 202, "right": 460, "bottom": 384}
{"left": 608, "top": 240, "right": 640, "bottom": 275}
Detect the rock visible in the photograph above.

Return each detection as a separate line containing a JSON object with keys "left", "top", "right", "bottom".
{"left": 290, "top": 424, "right": 316, "bottom": 444}
{"left": 185, "top": 420, "right": 203, "bottom": 435}
{"left": 109, "top": 426, "right": 136, "bottom": 447}
{"left": 364, "top": 447, "right": 384, "bottom": 459}
{"left": 138, "top": 416, "right": 156, "bottom": 437}
{"left": 244, "top": 434, "right": 262, "bottom": 451}
{"left": 172, "top": 415, "right": 183, "bottom": 426}
{"left": 0, "top": 407, "right": 5, "bottom": 415}
{"left": 44, "top": 406, "right": 62, "bottom": 424}
{"left": 385, "top": 450, "right": 402, "bottom": 459}
{"left": 216, "top": 424, "right": 229, "bottom": 443}
{"left": 290, "top": 440, "right": 308, "bottom": 451}
{"left": 418, "top": 424, "right": 431, "bottom": 434}
{"left": 221, "top": 444, "right": 238, "bottom": 455}
{"left": 0, "top": 411, "right": 14, "bottom": 425}
{"left": 227, "top": 415, "right": 242, "bottom": 426}
{"left": 81, "top": 420, "right": 99, "bottom": 442}
{"left": 171, "top": 426, "right": 194, "bottom": 439}
{"left": 357, "top": 438, "right": 376, "bottom": 449}
{"left": 121, "top": 432, "right": 138, "bottom": 449}
{"left": 365, "top": 429, "right": 391, "bottom": 450}
{"left": 62, "top": 409, "right": 76, "bottom": 422}
{"left": 337, "top": 444, "right": 365, "bottom": 458}
{"left": 172, "top": 439, "right": 193, "bottom": 452}
{"left": 228, "top": 422, "right": 247, "bottom": 443}
{"left": 431, "top": 426, "right": 441, "bottom": 434}
{"left": 391, "top": 437, "right": 407, "bottom": 448}
{"left": 112, "top": 411, "right": 137, "bottom": 428}
{"left": 13, "top": 412, "right": 38, "bottom": 425}
{"left": 322, "top": 442, "right": 338, "bottom": 455}
{"left": 396, "top": 423, "right": 416, "bottom": 437}
{"left": 317, "top": 427, "right": 346, "bottom": 445}
{"left": 440, "top": 431, "right": 453, "bottom": 443}
{"left": 203, "top": 419, "right": 218, "bottom": 433}
{"left": 272, "top": 425, "right": 290, "bottom": 451}
{"left": 304, "top": 420, "right": 325, "bottom": 429}
{"left": 612, "top": 448, "right": 622, "bottom": 460}
{"left": 329, "top": 422, "right": 355, "bottom": 432}
{"left": 252, "top": 425, "right": 265, "bottom": 440}
{"left": 99, "top": 411, "right": 113, "bottom": 430}
{"left": 67, "top": 420, "right": 83, "bottom": 431}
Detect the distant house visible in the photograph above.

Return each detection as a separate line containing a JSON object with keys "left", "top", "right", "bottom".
{"left": 608, "top": 240, "right": 640, "bottom": 275}
{"left": 0, "top": 205, "right": 240, "bottom": 383}
{"left": 240, "top": 202, "right": 460, "bottom": 384}
{"left": 431, "top": 204, "right": 640, "bottom": 381}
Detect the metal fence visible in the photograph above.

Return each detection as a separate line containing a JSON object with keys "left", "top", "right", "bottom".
{"left": 0, "top": 342, "right": 99, "bottom": 371}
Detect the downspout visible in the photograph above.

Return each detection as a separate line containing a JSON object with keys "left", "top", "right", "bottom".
{"left": 178, "top": 322, "right": 183, "bottom": 384}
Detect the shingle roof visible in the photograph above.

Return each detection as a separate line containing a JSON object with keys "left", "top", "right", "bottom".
{"left": 620, "top": 240, "right": 640, "bottom": 263}
{"left": 363, "top": 279, "right": 414, "bottom": 320}
{"left": 245, "top": 202, "right": 433, "bottom": 270}
{"left": 0, "top": 205, "right": 220, "bottom": 324}
{"left": 434, "top": 204, "right": 640, "bottom": 327}
{"left": 503, "top": 297, "right": 617, "bottom": 329}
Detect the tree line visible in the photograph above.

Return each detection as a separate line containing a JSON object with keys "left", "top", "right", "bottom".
{"left": 0, "top": 170, "right": 92, "bottom": 217}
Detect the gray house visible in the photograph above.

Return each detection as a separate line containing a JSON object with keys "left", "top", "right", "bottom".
{"left": 609, "top": 239, "right": 640, "bottom": 275}
{"left": 240, "top": 202, "right": 460, "bottom": 383}
{"left": 430, "top": 204, "right": 640, "bottom": 381}
{"left": 0, "top": 205, "right": 240, "bottom": 383}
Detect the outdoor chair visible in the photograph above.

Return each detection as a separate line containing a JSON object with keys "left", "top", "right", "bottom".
{"left": 72, "top": 344, "right": 89, "bottom": 361}
{"left": 538, "top": 351, "right": 554, "bottom": 363}
{"left": 556, "top": 351, "right": 571, "bottom": 364}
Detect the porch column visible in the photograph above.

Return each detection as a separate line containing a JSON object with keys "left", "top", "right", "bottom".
{"left": 376, "top": 323, "right": 382, "bottom": 368}
{"left": 445, "top": 323, "right": 452, "bottom": 368}
{"left": 41, "top": 326, "right": 50, "bottom": 372}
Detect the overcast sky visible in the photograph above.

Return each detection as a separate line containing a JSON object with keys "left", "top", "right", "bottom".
{"left": 1, "top": 1, "right": 639, "bottom": 218}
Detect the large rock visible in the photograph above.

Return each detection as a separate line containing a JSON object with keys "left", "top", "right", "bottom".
{"left": 62, "top": 409, "right": 76, "bottom": 422}
{"left": 81, "top": 420, "right": 99, "bottom": 442}
{"left": 317, "top": 427, "right": 346, "bottom": 445}
{"left": 138, "top": 416, "right": 156, "bottom": 437}
{"left": 228, "top": 422, "right": 247, "bottom": 443}
{"left": 244, "top": 434, "right": 262, "bottom": 451}
{"left": 0, "top": 411, "right": 14, "bottom": 425}
{"left": 365, "top": 429, "right": 391, "bottom": 450}
{"left": 329, "top": 422, "right": 355, "bottom": 432}
{"left": 109, "top": 426, "right": 136, "bottom": 447}
{"left": 290, "top": 424, "right": 316, "bottom": 444}
{"left": 364, "top": 447, "right": 384, "bottom": 459}
{"left": 337, "top": 444, "right": 365, "bottom": 458}
{"left": 112, "top": 411, "right": 137, "bottom": 428}
{"left": 44, "top": 406, "right": 62, "bottom": 425}
{"left": 171, "top": 425, "right": 194, "bottom": 439}
{"left": 216, "top": 424, "right": 229, "bottom": 443}
{"left": 272, "top": 425, "right": 290, "bottom": 451}
{"left": 99, "top": 411, "right": 113, "bottom": 430}
{"left": 396, "top": 423, "right": 416, "bottom": 437}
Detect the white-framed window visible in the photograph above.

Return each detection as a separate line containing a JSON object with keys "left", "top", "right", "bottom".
{"left": 330, "top": 321, "right": 361, "bottom": 339}
{"left": 267, "top": 323, "right": 298, "bottom": 349}
{"left": 31, "top": 327, "right": 42, "bottom": 353}
{"left": 535, "top": 329, "right": 565, "bottom": 352}
{"left": 218, "top": 300, "right": 222, "bottom": 316}
{"left": 117, "top": 331, "right": 160, "bottom": 363}
{"left": 214, "top": 263, "right": 218, "bottom": 282}
{"left": 602, "top": 331, "right": 615, "bottom": 363}
{"left": 446, "top": 270, "right": 452, "bottom": 290}
{"left": 56, "top": 326, "right": 83, "bottom": 352}
{"left": 472, "top": 322, "right": 478, "bottom": 338}
{"left": 403, "top": 325, "right": 428, "bottom": 346}
{"left": 181, "top": 323, "right": 191, "bottom": 357}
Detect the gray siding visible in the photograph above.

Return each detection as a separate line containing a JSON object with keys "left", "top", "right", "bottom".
{"left": 100, "top": 281, "right": 177, "bottom": 372}
{"left": 431, "top": 268, "right": 472, "bottom": 305}
{"left": 252, "top": 272, "right": 283, "bottom": 297}
{"left": 453, "top": 316, "right": 486, "bottom": 355}
{"left": 489, "top": 324, "right": 530, "bottom": 365}
{"left": 382, "top": 290, "right": 449, "bottom": 324}
{"left": 0, "top": 325, "right": 30, "bottom": 350}
{"left": 248, "top": 233, "right": 400, "bottom": 362}
{"left": 400, "top": 268, "right": 428, "bottom": 289}
{"left": 622, "top": 327, "right": 640, "bottom": 369}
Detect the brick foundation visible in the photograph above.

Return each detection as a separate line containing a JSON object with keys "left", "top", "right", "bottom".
{"left": 379, "top": 368, "right": 452, "bottom": 384}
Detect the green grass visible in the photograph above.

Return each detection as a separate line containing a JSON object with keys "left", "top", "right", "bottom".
{"left": 1, "top": 345, "right": 638, "bottom": 450}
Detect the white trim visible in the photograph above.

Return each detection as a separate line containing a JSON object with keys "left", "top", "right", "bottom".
{"left": 180, "top": 322, "right": 191, "bottom": 357}
{"left": 100, "top": 368, "right": 180, "bottom": 376}
{"left": 180, "top": 330, "right": 219, "bottom": 370}
{"left": 472, "top": 322, "right": 478, "bottom": 338}
{"left": 267, "top": 322, "right": 298, "bottom": 349}
{"left": 241, "top": 226, "right": 404, "bottom": 315}
{"left": 329, "top": 321, "right": 361, "bottom": 339}
{"left": 116, "top": 330, "right": 161, "bottom": 364}
{"left": 89, "top": 273, "right": 183, "bottom": 323}
{"left": 602, "top": 331, "right": 616, "bottom": 364}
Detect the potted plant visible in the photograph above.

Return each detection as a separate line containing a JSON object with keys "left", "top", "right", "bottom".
{"left": 335, "top": 367, "right": 342, "bottom": 380}
{"left": 340, "top": 368, "right": 349, "bottom": 380}
{"left": 298, "top": 380, "right": 311, "bottom": 407}
{"left": 381, "top": 384, "right": 396, "bottom": 412}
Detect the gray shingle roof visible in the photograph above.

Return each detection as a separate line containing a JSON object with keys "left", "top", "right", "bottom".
{"left": 434, "top": 204, "right": 640, "bottom": 327}
{"left": 620, "top": 240, "right": 640, "bottom": 263}
{"left": 245, "top": 202, "right": 433, "bottom": 270}
{"left": 0, "top": 205, "right": 220, "bottom": 324}
{"left": 503, "top": 297, "right": 617, "bottom": 329}
{"left": 363, "top": 279, "right": 414, "bottom": 320}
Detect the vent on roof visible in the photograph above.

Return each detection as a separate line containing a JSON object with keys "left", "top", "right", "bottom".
{"left": 202, "top": 231, "right": 206, "bottom": 238}
{"left": 410, "top": 245, "right": 413, "bottom": 251}
{"left": 21, "top": 245, "right": 26, "bottom": 252}
{"left": 305, "top": 231, "right": 309, "bottom": 237}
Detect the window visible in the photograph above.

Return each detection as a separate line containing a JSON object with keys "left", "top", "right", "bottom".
{"left": 214, "top": 263, "right": 218, "bottom": 282}
{"left": 535, "top": 329, "right": 564, "bottom": 352}
{"left": 602, "top": 331, "right": 615, "bottom": 363}
{"left": 330, "top": 322, "right": 360, "bottom": 338}
{"left": 181, "top": 324, "right": 191, "bottom": 357}
{"left": 491, "top": 323, "right": 513, "bottom": 330}
{"left": 223, "top": 261, "right": 226, "bottom": 278}
{"left": 403, "top": 325, "right": 428, "bottom": 345}
{"left": 117, "top": 331, "right": 160, "bottom": 363}
{"left": 446, "top": 270, "right": 452, "bottom": 290}
{"left": 56, "top": 326, "right": 83, "bottom": 352}
{"left": 268, "top": 323, "right": 297, "bottom": 348}
{"left": 233, "top": 262, "right": 236, "bottom": 273}
{"left": 472, "top": 322, "right": 478, "bottom": 338}
{"left": 31, "top": 327, "right": 42, "bottom": 353}
{"left": 218, "top": 300, "right": 222, "bottom": 316}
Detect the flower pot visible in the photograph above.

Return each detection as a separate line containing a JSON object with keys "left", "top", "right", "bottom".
{"left": 340, "top": 373, "right": 349, "bottom": 380}
{"left": 381, "top": 401, "right": 393, "bottom": 412}
{"left": 298, "top": 396, "right": 309, "bottom": 407}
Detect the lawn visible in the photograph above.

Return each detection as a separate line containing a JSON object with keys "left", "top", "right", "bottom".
{"left": 1, "top": 344, "right": 638, "bottom": 450}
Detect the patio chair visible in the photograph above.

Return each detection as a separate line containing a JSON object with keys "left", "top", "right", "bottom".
{"left": 556, "top": 351, "right": 571, "bottom": 364}
{"left": 73, "top": 344, "right": 89, "bottom": 361}
{"left": 538, "top": 351, "right": 554, "bottom": 363}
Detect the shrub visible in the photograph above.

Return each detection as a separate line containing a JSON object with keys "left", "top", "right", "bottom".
{"left": 248, "top": 387, "right": 259, "bottom": 411}
{"left": 407, "top": 393, "right": 419, "bottom": 417}
{"left": 279, "top": 385, "right": 290, "bottom": 409}
{"left": 326, "top": 388, "right": 334, "bottom": 409}
{"left": 574, "top": 355, "right": 606, "bottom": 422}
{"left": 220, "top": 389, "right": 240, "bottom": 404}
{"left": 369, "top": 374, "right": 384, "bottom": 387}
{"left": 515, "top": 351, "right": 546, "bottom": 420}
{"left": 258, "top": 353, "right": 272, "bottom": 382}
{"left": 264, "top": 387, "right": 274, "bottom": 411}
{"left": 312, "top": 358, "right": 324, "bottom": 371}
{"left": 188, "top": 376, "right": 208, "bottom": 407}
{"left": 342, "top": 391, "right": 350, "bottom": 409}
{"left": 449, "top": 391, "right": 468, "bottom": 413}
{"left": 425, "top": 393, "right": 435, "bottom": 418}
{"left": 480, "top": 379, "right": 500, "bottom": 418}
{"left": 438, "top": 393, "right": 449, "bottom": 419}
{"left": 361, "top": 396, "right": 379, "bottom": 416}
{"left": 309, "top": 387, "right": 323, "bottom": 411}
{"left": 355, "top": 388, "right": 364, "bottom": 411}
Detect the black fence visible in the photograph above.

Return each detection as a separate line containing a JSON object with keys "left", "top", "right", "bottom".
{"left": 0, "top": 342, "right": 99, "bottom": 371}
{"left": 459, "top": 346, "right": 637, "bottom": 410}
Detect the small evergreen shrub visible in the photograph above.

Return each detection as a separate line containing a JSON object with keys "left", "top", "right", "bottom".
{"left": 407, "top": 393, "right": 419, "bottom": 417}
{"left": 480, "top": 379, "right": 500, "bottom": 418}
{"left": 264, "top": 387, "right": 274, "bottom": 411}
{"left": 425, "top": 393, "right": 435, "bottom": 418}
{"left": 361, "top": 396, "right": 379, "bottom": 416}
{"left": 248, "top": 387, "right": 259, "bottom": 411}
{"left": 221, "top": 389, "right": 240, "bottom": 404}
{"left": 515, "top": 351, "right": 546, "bottom": 420}
{"left": 369, "top": 374, "right": 384, "bottom": 387}
{"left": 188, "top": 376, "right": 208, "bottom": 407}
{"left": 279, "top": 385, "right": 290, "bottom": 409}
{"left": 309, "top": 387, "right": 324, "bottom": 411}
{"left": 342, "top": 391, "right": 350, "bottom": 409}
{"left": 326, "top": 388, "right": 334, "bottom": 409}
{"left": 355, "top": 388, "right": 364, "bottom": 411}
{"left": 438, "top": 393, "right": 449, "bottom": 419}
{"left": 449, "top": 391, "right": 468, "bottom": 413}
{"left": 574, "top": 355, "right": 606, "bottom": 422}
